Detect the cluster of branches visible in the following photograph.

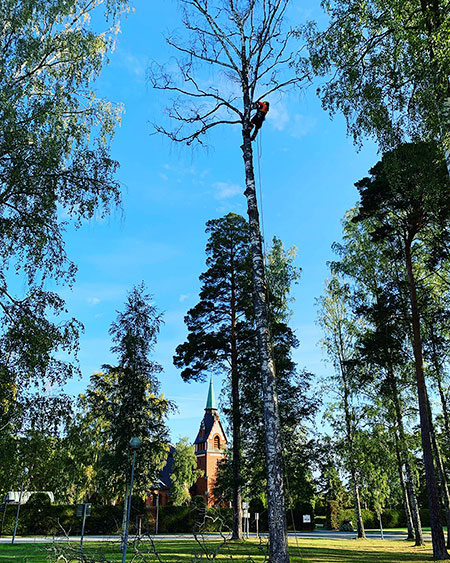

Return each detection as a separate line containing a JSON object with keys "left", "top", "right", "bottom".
{"left": 150, "top": 0, "right": 309, "bottom": 146}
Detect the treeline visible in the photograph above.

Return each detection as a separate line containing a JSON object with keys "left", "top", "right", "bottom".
{"left": 316, "top": 142, "right": 450, "bottom": 548}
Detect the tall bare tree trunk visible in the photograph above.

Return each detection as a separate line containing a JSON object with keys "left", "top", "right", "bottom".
{"left": 404, "top": 240, "right": 448, "bottom": 559}
{"left": 241, "top": 122, "right": 289, "bottom": 562}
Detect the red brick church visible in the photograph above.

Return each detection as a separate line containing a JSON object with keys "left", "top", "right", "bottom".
{"left": 146, "top": 378, "right": 227, "bottom": 507}
{"left": 191, "top": 378, "right": 227, "bottom": 506}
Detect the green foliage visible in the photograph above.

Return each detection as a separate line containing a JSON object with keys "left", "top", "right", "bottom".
{"left": 174, "top": 213, "right": 252, "bottom": 382}
{"left": 326, "top": 500, "right": 341, "bottom": 530}
{"left": 26, "top": 492, "right": 52, "bottom": 508}
{"left": 339, "top": 519, "right": 354, "bottom": 532}
{"left": 80, "top": 284, "right": 171, "bottom": 500}
{"left": 340, "top": 508, "right": 378, "bottom": 529}
{"left": 303, "top": 0, "right": 450, "bottom": 155}
{"left": 0, "top": 0, "right": 129, "bottom": 432}
{"left": 381, "top": 509, "right": 405, "bottom": 528}
{"left": 170, "top": 438, "right": 202, "bottom": 506}
{"left": 265, "top": 236, "right": 301, "bottom": 323}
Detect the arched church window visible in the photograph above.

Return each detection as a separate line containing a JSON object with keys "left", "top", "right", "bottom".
{"left": 214, "top": 435, "right": 220, "bottom": 450}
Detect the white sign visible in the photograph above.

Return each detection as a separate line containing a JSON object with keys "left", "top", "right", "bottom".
{"left": 255, "top": 512, "right": 259, "bottom": 520}
{"left": 242, "top": 501, "right": 249, "bottom": 509}
{"left": 303, "top": 514, "right": 311, "bottom": 523}
{"left": 243, "top": 511, "right": 250, "bottom": 518}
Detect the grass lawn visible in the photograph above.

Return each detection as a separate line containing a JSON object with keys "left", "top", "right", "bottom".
{"left": 0, "top": 537, "right": 449, "bottom": 562}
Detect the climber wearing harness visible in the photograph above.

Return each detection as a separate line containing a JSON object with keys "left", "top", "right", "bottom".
{"left": 249, "top": 100, "right": 269, "bottom": 141}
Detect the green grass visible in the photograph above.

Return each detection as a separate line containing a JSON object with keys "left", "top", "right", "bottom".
{"left": 0, "top": 538, "right": 449, "bottom": 562}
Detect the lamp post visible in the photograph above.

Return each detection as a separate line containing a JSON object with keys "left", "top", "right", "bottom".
{"left": 12, "top": 467, "right": 28, "bottom": 545}
{"left": 122, "top": 437, "right": 141, "bottom": 563}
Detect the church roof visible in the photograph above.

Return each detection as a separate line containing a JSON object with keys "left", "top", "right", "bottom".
{"left": 193, "top": 378, "right": 226, "bottom": 446}
{"left": 205, "top": 377, "right": 216, "bottom": 410}
{"left": 151, "top": 445, "right": 175, "bottom": 491}
{"left": 194, "top": 410, "right": 218, "bottom": 445}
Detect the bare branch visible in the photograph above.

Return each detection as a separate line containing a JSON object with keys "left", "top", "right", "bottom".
{"left": 258, "top": 73, "right": 310, "bottom": 100}
{"left": 152, "top": 118, "right": 240, "bottom": 146}
{"left": 180, "top": 0, "right": 243, "bottom": 77}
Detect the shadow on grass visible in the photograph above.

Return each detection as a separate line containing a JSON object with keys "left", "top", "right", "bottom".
{"left": 288, "top": 540, "right": 450, "bottom": 563}
{"left": 2, "top": 538, "right": 449, "bottom": 563}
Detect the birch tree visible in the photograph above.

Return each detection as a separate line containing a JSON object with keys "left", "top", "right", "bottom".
{"left": 151, "top": 2, "right": 309, "bottom": 560}
{"left": 333, "top": 216, "right": 425, "bottom": 545}
{"left": 318, "top": 276, "right": 367, "bottom": 539}
{"left": 303, "top": 0, "right": 450, "bottom": 176}
{"left": 0, "top": 0, "right": 129, "bottom": 430}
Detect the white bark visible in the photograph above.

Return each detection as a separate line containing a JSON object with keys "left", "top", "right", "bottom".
{"left": 241, "top": 130, "right": 289, "bottom": 563}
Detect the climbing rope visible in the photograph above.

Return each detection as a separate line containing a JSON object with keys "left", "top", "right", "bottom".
{"left": 254, "top": 129, "right": 306, "bottom": 563}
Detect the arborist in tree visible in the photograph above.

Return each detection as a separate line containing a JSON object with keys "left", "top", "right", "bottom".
{"left": 249, "top": 100, "right": 269, "bottom": 141}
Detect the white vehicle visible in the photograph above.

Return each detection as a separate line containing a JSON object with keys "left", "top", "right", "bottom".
{"left": 3, "top": 491, "right": 54, "bottom": 504}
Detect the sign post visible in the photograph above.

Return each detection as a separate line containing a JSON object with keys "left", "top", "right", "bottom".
{"left": 255, "top": 512, "right": 259, "bottom": 538}
{"left": 242, "top": 502, "right": 249, "bottom": 538}
{"left": 77, "top": 503, "right": 91, "bottom": 553}
{"left": 11, "top": 468, "right": 28, "bottom": 545}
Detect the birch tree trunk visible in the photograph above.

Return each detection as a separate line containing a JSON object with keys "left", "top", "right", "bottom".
{"left": 351, "top": 469, "right": 366, "bottom": 539}
{"left": 394, "top": 436, "right": 415, "bottom": 540}
{"left": 404, "top": 239, "right": 448, "bottom": 559}
{"left": 389, "top": 366, "right": 423, "bottom": 545}
{"left": 343, "top": 390, "right": 365, "bottom": 539}
{"left": 241, "top": 126, "right": 289, "bottom": 562}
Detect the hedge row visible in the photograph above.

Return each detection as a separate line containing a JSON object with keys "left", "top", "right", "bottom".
{"left": 326, "top": 503, "right": 444, "bottom": 530}
{"left": 0, "top": 504, "right": 315, "bottom": 536}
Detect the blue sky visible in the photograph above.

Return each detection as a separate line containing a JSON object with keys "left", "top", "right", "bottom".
{"left": 61, "top": 0, "right": 379, "bottom": 442}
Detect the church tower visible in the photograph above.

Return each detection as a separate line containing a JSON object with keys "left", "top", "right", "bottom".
{"left": 193, "top": 378, "right": 227, "bottom": 506}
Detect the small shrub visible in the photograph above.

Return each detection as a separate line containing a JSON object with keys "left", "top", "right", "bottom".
{"left": 326, "top": 500, "right": 341, "bottom": 530}
{"left": 381, "top": 508, "right": 402, "bottom": 528}
{"left": 339, "top": 519, "right": 354, "bottom": 532}
{"left": 27, "top": 493, "right": 52, "bottom": 508}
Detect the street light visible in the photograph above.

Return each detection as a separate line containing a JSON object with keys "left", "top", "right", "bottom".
{"left": 122, "top": 437, "right": 142, "bottom": 563}
{"left": 12, "top": 467, "right": 28, "bottom": 545}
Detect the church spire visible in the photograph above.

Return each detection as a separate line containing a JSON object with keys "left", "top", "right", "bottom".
{"left": 205, "top": 377, "right": 216, "bottom": 410}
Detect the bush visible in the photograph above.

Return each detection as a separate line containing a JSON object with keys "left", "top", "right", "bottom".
{"left": 326, "top": 500, "right": 341, "bottom": 530}
{"left": 27, "top": 493, "right": 51, "bottom": 508}
{"left": 315, "top": 515, "right": 326, "bottom": 528}
{"left": 339, "top": 508, "right": 377, "bottom": 529}
{"left": 339, "top": 519, "right": 353, "bottom": 532}
{"left": 381, "top": 508, "right": 405, "bottom": 528}
{"left": 290, "top": 502, "right": 315, "bottom": 531}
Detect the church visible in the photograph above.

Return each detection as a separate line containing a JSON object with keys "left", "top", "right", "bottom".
{"left": 191, "top": 378, "right": 227, "bottom": 505}
{"left": 146, "top": 378, "right": 227, "bottom": 507}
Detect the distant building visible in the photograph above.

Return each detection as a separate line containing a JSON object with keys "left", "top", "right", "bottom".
{"left": 192, "top": 378, "right": 227, "bottom": 506}
{"left": 145, "top": 445, "right": 175, "bottom": 507}
{"left": 145, "top": 378, "right": 227, "bottom": 507}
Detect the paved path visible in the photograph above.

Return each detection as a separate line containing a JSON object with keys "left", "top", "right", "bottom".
{"left": 0, "top": 529, "right": 432, "bottom": 544}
